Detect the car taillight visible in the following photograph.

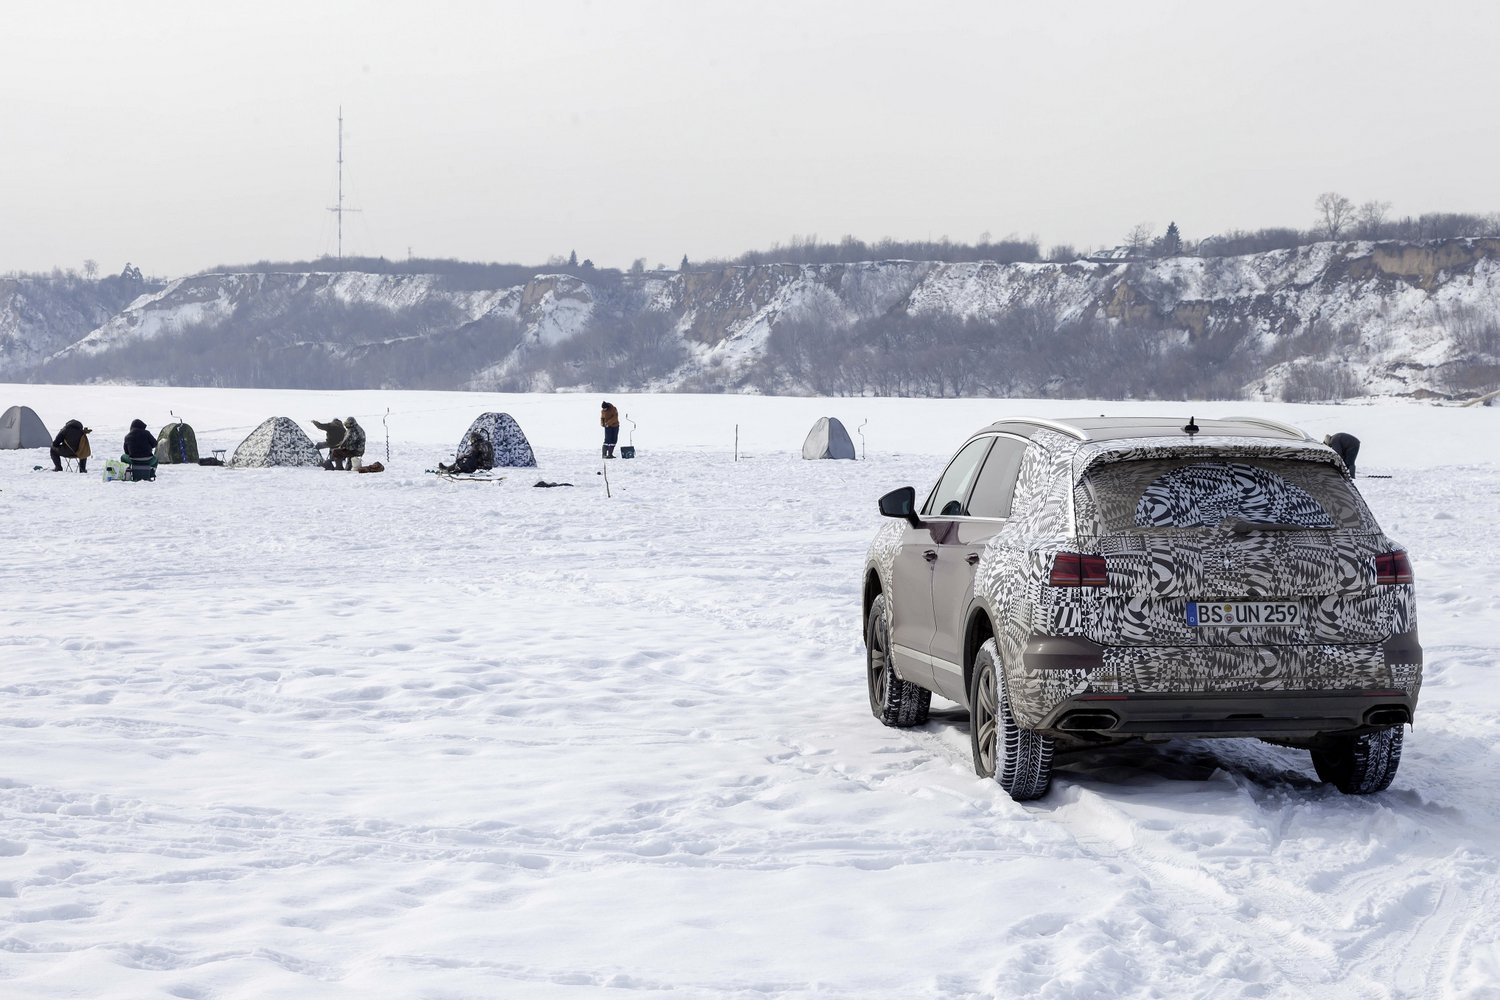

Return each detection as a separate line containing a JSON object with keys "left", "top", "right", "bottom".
{"left": 1375, "top": 550, "right": 1414, "bottom": 585}
{"left": 1049, "top": 551, "right": 1108, "bottom": 588}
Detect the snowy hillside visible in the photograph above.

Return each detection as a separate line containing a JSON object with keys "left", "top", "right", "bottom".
{"left": 0, "top": 275, "right": 149, "bottom": 373}
{"left": 1, "top": 384, "right": 1498, "bottom": 998}
{"left": 12, "top": 239, "right": 1500, "bottom": 400}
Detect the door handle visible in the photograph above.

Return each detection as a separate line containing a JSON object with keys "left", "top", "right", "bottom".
{"left": 966, "top": 552, "right": 981, "bottom": 566}
{"left": 923, "top": 550, "right": 937, "bottom": 562}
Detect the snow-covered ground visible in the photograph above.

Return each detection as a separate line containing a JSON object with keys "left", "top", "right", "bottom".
{"left": 2, "top": 384, "right": 1497, "bottom": 999}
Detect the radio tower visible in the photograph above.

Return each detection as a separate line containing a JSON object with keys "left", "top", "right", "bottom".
{"left": 327, "top": 107, "right": 361, "bottom": 261}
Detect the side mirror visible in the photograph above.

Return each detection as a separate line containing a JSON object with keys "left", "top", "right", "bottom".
{"left": 878, "top": 486, "right": 925, "bottom": 528}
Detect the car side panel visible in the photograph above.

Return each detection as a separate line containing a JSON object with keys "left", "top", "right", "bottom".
{"left": 866, "top": 520, "right": 934, "bottom": 687}
{"left": 929, "top": 519, "right": 1003, "bottom": 700}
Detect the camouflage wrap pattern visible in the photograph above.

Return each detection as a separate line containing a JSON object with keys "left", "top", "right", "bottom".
{"left": 455, "top": 412, "right": 537, "bottom": 469}
{"left": 1132, "top": 462, "right": 1334, "bottom": 529}
{"left": 1070, "top": 437, "right": 1370, "bottom": 535}
{"left": 864, "top": 520, "right": 907, "bottom": 678}
{"left": 867, "top": 520, "right": 903, "bottom": 598}
{"left": 1092, "top": 643, "right": 1390, "bottom": 694}
{"left": 865, "top": 429, "right": 1421, "bottom": 731}
{"left": 229, "top": 417, "right": 323, "bottom": 469}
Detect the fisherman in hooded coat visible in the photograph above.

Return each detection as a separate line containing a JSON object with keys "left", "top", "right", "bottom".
{"left": 51, "top": 418, "right": 92, "bottom": 473}
{"left": 122, "top": 418, "right": 158, "bottom": 469}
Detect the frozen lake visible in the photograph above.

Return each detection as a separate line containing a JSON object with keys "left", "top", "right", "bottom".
{"left": 2, "top": 385, "right": 1497, "bottom": 999}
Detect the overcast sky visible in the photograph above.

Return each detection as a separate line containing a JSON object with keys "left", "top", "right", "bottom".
{"left": 2, "top": 0, "right": 1496, "bottom": 278}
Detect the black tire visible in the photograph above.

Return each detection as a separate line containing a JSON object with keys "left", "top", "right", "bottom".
{"left": 969, "top": 638, "right": 1053, "bottom": 801}
{"left": 865, "top": 594, "right": 931, "bottom": 727}
{"left": 1310, "top": 727, "right": 1404, "bottom": 794}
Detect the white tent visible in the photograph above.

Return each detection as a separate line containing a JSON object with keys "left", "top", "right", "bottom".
{"left": 0, "top": 405, "right": 50, "bottom": 449}
{"left": 801, "top": 416, "right": 856, "bottom": 460}
{"left": 228, "top": 417, "right": 324, "bottom": 468}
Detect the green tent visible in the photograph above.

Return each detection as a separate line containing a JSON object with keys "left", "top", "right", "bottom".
{"left": 156, "top": 421, "right": 199, "bottom": 464}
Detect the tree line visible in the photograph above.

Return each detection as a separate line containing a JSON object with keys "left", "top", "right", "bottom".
{"left": 15, "top": 192, "right": 1500, "bottom": 293}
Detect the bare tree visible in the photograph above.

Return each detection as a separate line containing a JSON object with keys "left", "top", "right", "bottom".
{"left": 1354, "top": 200, "right": 1391, "bottom": 239}
{"left": 82, "top": 259, "right": 98, "bottom": 279}
{"left": 1124, "top": 223, "right": 1156, "bottom": 256}
{"left": 1315, "top": 192, "right": 1354, "bottom": 240}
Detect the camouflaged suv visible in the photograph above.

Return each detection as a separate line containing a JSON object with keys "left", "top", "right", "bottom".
{"left": 862, "top": 416, "right": 1420, "bottom": 801}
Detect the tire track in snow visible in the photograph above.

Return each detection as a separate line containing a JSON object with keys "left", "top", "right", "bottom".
{"left": 895, "top": 722, "right": 1500, "bottom": 998}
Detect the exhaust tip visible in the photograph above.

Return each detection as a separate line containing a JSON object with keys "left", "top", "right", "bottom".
{"left": 1056, "top": 710, "right": 1120, "bottom": 732}
{"left": 1364, "top": 706, "right": 1411, "bottom": 726}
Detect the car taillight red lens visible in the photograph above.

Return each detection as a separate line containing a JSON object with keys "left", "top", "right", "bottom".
{"left": 1049, "top": 551, "right": 1107, "bottom": 587}
{"left": 1375, "top": 550, "right": 1413, "bottom": 585}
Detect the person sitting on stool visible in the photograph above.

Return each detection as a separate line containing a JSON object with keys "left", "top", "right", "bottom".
{"left": 122, "top": 418, "right": 159, "bottom": 472}
{"left": 50, "top": 419, "right": 92, "bottom": 473}
{"left": 328, "top": 415, "right": 366, "bottom": 470}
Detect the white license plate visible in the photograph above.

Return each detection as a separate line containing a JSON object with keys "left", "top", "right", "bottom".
{"left": 1187, "top": 601, "right": 1300, "bottom": 626}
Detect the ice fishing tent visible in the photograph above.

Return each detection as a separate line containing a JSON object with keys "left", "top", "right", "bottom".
{"left": 801, "top": 416, "right": 856, "bottom": 460}
{"left": 228, "top": 416, "right": 323, "bottom": 468}
{"left": 0, "top": 405, "right": 50, "bottom": 449}
{"left": 155, "top": 421, "right": 199, "bottom": 464}
{"left": 454, "top": 412, "right": 537, "bottom": 470}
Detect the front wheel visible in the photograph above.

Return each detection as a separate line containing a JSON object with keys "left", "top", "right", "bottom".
{"left": 1310, "top": 727, "right": 1404, "bottom": 794}
{"left": 865, "top": 594, "right": 930, "bottom": 728}
{"left": 970, "top": 638, "right": 1053, "bottom": 801}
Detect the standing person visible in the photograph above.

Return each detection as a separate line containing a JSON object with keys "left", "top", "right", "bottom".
{"left": 600, "top": 401, "right": 620, "bottom": 459}
{"left": 50, "top": 419, "right": 92, "bottom": 473}
{"left": 329, "top": 415, "right": 366, "bottom": 470}
{"left": 1324, "top": 432, "right": 1361, "bottom": 476}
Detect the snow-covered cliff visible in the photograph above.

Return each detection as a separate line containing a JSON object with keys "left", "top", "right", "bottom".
{"left": 12, "top": 239, "right": 1500, "bottom": 399}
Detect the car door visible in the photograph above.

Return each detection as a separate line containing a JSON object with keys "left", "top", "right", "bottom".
{"left": 928, "top": 435, "right": 1029, "bottom": 701}
{"left": 889, "top": 436, "right": 994, "bottom": 688}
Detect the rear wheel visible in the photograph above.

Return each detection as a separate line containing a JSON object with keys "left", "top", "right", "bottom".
{"left": 970, "top": 638, "right": 1053, "bottom": 801}
{"left": 865, "top": 594, "right": 931, "bottom": 727}
{"left": 1310, "top": 727, "right": 1404, "bottom": 794}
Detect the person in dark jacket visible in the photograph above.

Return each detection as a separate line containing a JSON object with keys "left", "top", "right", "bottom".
{"left": 1324, "top": 432, "right": 1360, "bottom": 476}
{"left": 438, "top": 429, "right": 493, "bottom": 475}
{"left": 329, "top": 416, "right": 366, "bottom": 470}
{"left": 600, "top": 401, "right": 620, "bottom": 459}
{"left": 122, "top": 418, "right": 158, "bottom": 461}
{"left": 50, "top": 419, "right": 92, "bottom": 473}
{"left": 311, "top": 417, "right": 346, "bottom": 469}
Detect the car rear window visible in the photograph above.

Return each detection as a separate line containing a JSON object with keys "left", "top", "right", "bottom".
{"left": 1081, "top": 457, "right": 1368, "bottom": 533}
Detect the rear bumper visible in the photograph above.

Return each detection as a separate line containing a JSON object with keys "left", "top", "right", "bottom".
{"left": 1036, "top": 690, "right": 1415, "bottom": 739}
{"left": 1007, "top": 630, "right": 1422, "bottom": 734}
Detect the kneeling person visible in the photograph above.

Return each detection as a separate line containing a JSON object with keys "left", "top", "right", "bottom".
{"left": 329, "top": 415, "right": 366, "bottom": 470}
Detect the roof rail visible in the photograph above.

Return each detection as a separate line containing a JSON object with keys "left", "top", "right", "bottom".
{"left": 1009, "top": 417, "right": 1089, "bottom": 440}
{"left": 1219, "top": 415, "right": 1315, "bottom": 441}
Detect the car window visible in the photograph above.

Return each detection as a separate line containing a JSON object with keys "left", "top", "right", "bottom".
{"left": 965, "top": 436, "right": 1028, "bottom": 519}
{"left": 1082, "top": 457, "right": 1365, "bottom": 532}
{"left": 923, "top": 437, "right": 993, "bottom": 516}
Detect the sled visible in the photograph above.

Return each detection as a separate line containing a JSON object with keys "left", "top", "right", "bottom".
{"left": 426, "top": 468, "right": 506, "bottom": 483}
